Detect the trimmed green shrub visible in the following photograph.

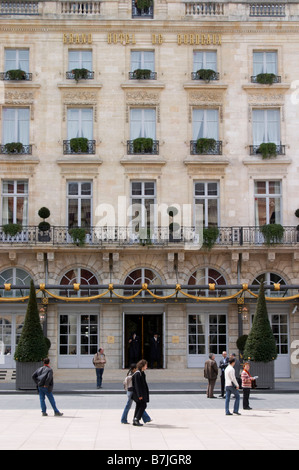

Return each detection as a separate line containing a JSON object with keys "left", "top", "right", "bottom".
{"left": 195, "top": 69, "right": 217, "bottom": 82}
{"left": 260, "top": 223, "right": 284, "bottom": 246}
{"left": 70, "top": 137, "right": 89, "bottom": 154}
{"left": 133, "top": 69, "right": 152, "bottom": 79}
{"left": 196, "top": 138, "right": 217, "bottom": 154}
{"left": 2, "top": 223, "right": 22, "bottom": 236}
{"left": 4, "top": 142, "right": 24, "bottom": 154}
{"left": 133, "top": 137, "right": 153, "bottom": 153}
{"left": 256, "top": 73, "right": 277, "bottom": 85}
{"left": 257, "top": 142, "right": 277, "bottom": 159}
{"left": 202, "top": 226, "right": 219, "bottom": 249}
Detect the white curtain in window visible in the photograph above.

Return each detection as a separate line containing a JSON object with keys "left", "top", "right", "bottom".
{"left": 253, "top": 52, "right": 277, "bottom": 75}
{"left": 68, "top": 50, "right": 92, "bottom": 70}
{"left": 193, "top": 51, "right": 217, "bottom": 72}
{"left": 5, "top": 49, "right": 29, "bottom": 72}
{"left": 2, "top": 108, "right": 29, "bottom": 145}
{"left": 131, "top": 51, "right": 155, "bottom": 71}
{"left": 130, "top": 108, "right": 156, "bottom": 140}
{"left": 67, "top": 108, "right": 93, "bottom": 139}
{"left": 252, "top": 109, "right": 280, "bottom": 145}
{"left": 193, "top": 109, "right": 218, "bottom": 140}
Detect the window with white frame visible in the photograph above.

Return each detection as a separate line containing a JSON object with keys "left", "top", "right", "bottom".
{"left": 2, "top": 108, "right": 30, "bottom": 146}
{"left": 252, "top": 109, "right": 280, "bottom": 146}
{"left": 131, "top": 50, "right": 155, "bottom": 72}
{"left": 194, "top": 181, "right": 219, "bottom": 228}
{"left": 0, "top": 267, "right": 31, "bottom": 298}
{"left": 253, "top": 51, "right": 277, "bottom": 75}
{"left": 193, "top": 51, "right": 217, "bottom": 72}
{"left": 68, "top": 50, "right": 92, "bottom": 71}
{"left": 130, "top": 108, "right": 156, "bottom": 140}
{"left": 254, "top": 180, "right": 282, "bottom": 226}
{"left": 192, "top": 109, "right": 219, "bottom": 140}
{"left": 67, "top": 108, "right": 93, "bottom": 140}
{"left": 1, "top": 180, "right": 28, "bottom": 226}
{"left": 67, "top": 181, "right": 92, "bottom": 228}
{"left": 130, "top": 181, "right": 156, "bottom": 231}
{"left": 4, "top": 49, "right": 29, "bottom": 73}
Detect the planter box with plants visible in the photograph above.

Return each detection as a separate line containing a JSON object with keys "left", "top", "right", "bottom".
{"left": 243, "top": 281, "right": 277, "bottom": 389}
{"left": 132, "top": 137, "right": 154, "bottom": 154}
{"left": 69, "top": 227, "right": 87, "bottom": 246}
{"left": 68, "top": 68, "right": 92, "bottom": 82}
{"left": 2, "top": 223, "right": 22, "bottom": 238}
{"left": 14, "top": 280, "right": 49, "bottom": 390}
{"left": 130, "top": 68, "right": 154, "bottom": 80}
{"left": 194, "top": 138, "right": 219, "bottom": 155}
{"left": 253, "top": 73, "right": 280, "bottom": 85}
{"left": 259, "top": 223, "right": 284, "bottom": 246}
{"left": 202, "top": 226, "right": 219, "bottom": 249}
{"left": 192, "top": 69, "right": 219, "bottom": 82}
{"left": 4, "top": 69, "right": 29, "bottom": 81}
{"left": 38, "top": 207, "right": 51, "bottom": 242}
{"left": 3, "top": 142, "right": 25, "bottom": 154}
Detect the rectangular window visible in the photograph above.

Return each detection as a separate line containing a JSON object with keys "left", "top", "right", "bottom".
{"left": 254, "top": 180, "right": 282, "bottom": 225}
{"left": 67, "top": 181, "right": 92, "bottom": 228}
{"left": 1, "top": 180, "right": 28, "bottom": 225}
{"left": 130, "top": 181, "right": 156, "bottom": 230}
{"left": 4, "top": 49, "right": 29, "bottom": 73}
{"left": 192, "top": 109, "right": 219, "bottom": 140}
{"left": 68, "top": 50, "right": 92, "bottom": 71}
{"left": 67, "top": 108, "right": 93, "bottom": 140}
{"left": 193, "top": 51, "right": 217, "bottom": 72}
{"left": 59, "top": 314, "right": 98, "bottom": 356}
{"left": 2, "top": 108, "right": 30, "bottom": 145}
{"left": 131, "top": 50, "right": 155, "bottom": 72}
{"left": 188, "top": 313, "right": 227, "bottom": 355}
{"left": 253, "top": 51, "right": 277, "bottom": 75}
{"left": 252, "top": 109, "right": 280, "bottom": 146}
{"left": 130, "top": 108, "right": 156, "bottom": 140}
{"left": 194, "top": 181, "right": 219, "bottom": 227}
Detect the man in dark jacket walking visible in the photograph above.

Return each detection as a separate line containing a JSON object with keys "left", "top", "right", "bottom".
{"left": 204, "top": 353, "right": 218, "bottom": 398}
{"left": 32, "top": 358, "right": 63, "bottom": 416}
{"left": 132, "top": 359, "right": 149, "bottom": 426}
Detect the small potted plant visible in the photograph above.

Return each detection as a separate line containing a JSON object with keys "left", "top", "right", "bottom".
{"left": 195, "top": 69, "right": 218, "bottom": 82}
{"left": 133, "top": 137, "right": 153, "bottom": 154}
{"left": 4, "top": 142, "right": 25, "bottom": 154}
{"left": 69, "top": 227, "right": 87, "bottom": 246}
{"left": 257, "top": 142, "right": 277, "bottom": 159}
{"left": 260, "top": 223, "right": 284, "bottom": 246}
{"left": 196, "top": 138, "right": 217, "bottom": 155}
{"left": 2, "top": 222, "right": 22, "bottom": 238}
{"left": 38, "top": 207, "right": 51, "bottom": 242}
{"left": 70, "top": 137, "right": 89, "bottom": 154}
{"left": 70, "top": 68, "right": 90, "bottom": 83}
{"left": 256, "top": 73, "right": 277, "bottom": 85}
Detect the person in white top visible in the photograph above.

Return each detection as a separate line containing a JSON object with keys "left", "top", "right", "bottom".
{"left": 224, "top": 357, "right": 241, "bottom": 415}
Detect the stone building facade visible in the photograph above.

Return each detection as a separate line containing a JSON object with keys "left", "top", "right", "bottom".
{"left": 0, "top": 0, "right": 299, "bottom": 379}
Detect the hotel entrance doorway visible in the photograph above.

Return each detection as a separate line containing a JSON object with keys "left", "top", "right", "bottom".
{"left": 124, "top": 313, "right": 163, "bottom": 368}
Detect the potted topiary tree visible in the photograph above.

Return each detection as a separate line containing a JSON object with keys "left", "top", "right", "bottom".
{"left": 38, "top": 207, "right": 51, "bottom": 242}
{"left": 14, "top": 280, "right": 49, "bottom": 390}
{"left": 243, "top": 281, "right": 277, "bottom": 388}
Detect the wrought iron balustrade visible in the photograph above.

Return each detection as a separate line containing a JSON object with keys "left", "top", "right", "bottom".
{"left": 191, "top": 71, "right": 219, "bottom": 81}
{"left": 190, "top": 140, "right": 222, "bottom": 155}
{"left": 129, "top": 71, "right": 157, "bottom": 80}
{"left": 0, "top": 72, "right": 32, "bottom": 81}
{"left": 0, "top": 144, "right": 32, "bottom": 155}
{"left": 66, "top": 70, "right": 94, "bottom": 80}
{"left": 251, "top": 75, "right": 281, "bottom": 84}
{"left": 127, "top": 140, "right": 159, "bottom": 155}
{"left": 63, "top": 140, "right": 96, "bottom": 155}
{"left": 249, "top": 144, "right": 285, "bottom": 156}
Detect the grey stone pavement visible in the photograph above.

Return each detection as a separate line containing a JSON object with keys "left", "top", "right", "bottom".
{"left": 1, "top": 381, "right": 299, "bottom": 451}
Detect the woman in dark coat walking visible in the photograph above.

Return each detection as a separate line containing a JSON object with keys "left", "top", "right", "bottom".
{"left": 132, "top": 359, "right": 149, "bottom": 426}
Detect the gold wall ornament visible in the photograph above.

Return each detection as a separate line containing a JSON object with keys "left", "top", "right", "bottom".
{"left": 177, "top": 33, "right": 222, "bottom": 46}
{"left": 73, "top": 283, "right": 80, "bottom": 291}
{"left": 4, "top": 283, "right": 11, "bottom": 291}
{"left": 107, "top": 33, "right": 136, "bottom": 45}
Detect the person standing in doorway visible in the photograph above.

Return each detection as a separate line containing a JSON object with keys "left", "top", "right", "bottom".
{"left": 150, "top": 333, "right": 161, "bottom": 368}
{"left": 132, "top": 359, "right": 150, "bottom": 426}
{"left": 219, "top": 351, "right": 229, "bottom": 397}
{"left": 225, "top": 357, "right": 241, "bottom": 416}
{"left": 32, "top": 358, "right": 63, "bottom": 417}
{"left": 128, "top": 332, "right": 140, "bottom": 364}
{"left": 93, "top": 347, "right": 106, "bottom": 389}
{"left": 204, "top": 353, "right": 218, "bottom": 398}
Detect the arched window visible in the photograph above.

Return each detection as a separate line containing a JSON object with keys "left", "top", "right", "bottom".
{"left": 252, "top": 272, "right": 286, "bottom": 297}
{"left": 124, "top": 268, "right": 163, "bottom": 297}
{"left": 188, "top": 267, "right": 226, "bottom": 297}
{"left": 0, "top": 268, "right": 31, "bottom": 297}
{"left": 60, "top": 268, "right": 99, "bottom": 297}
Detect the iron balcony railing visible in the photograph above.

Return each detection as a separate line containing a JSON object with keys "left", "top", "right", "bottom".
{"left": 250, "top": 75, "right": 281, "bottom": 84}
{"left": 129, "top": 71, "right": 157, "bottom": 80}
{"left": 0, "top": 144, "right": 32, "bottom": 155}
{"left": 0, "top": 71, "right": 32, "bottom": 81}
{"left": 0, "top": 226, "right": 298, "bottom": 246}
{"left": 191, "top": 71, "right": 220, "bottom": 81}
{"left": 66, "top": 70, "right": 94, "bottom": 80}
{"left": 190, "top": 140, "right": 222, "bottom": 155}
{"left": 249, "top": 144, "right": 285, "bottom": 156}
{"left": 63, "top": 140, "right": 96, "bottom": 155}
{"left": 127, "top": 140, "right": 159, "bottom": 155}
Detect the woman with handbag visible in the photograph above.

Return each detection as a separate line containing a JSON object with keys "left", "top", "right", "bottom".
{"left": 93, "top": 348, "right": 106, "bottom": 389}
{"left": 241, "top": 362, "right": 255, "bottom": 410}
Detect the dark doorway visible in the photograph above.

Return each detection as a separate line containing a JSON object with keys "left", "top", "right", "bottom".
{"left": 125, "top": 314, "right": 163, "bottom": 368}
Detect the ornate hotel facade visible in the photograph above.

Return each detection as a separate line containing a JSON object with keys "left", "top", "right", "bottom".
{"left": 0, "top": 0, "right": 299, "bottom": 380}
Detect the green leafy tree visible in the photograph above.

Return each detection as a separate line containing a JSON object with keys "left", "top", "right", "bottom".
{"left": 243, "top": 281, "right": 277, "bottom": 363}
{"left": 14, "top": 280, "right": 48, "bottom": 362}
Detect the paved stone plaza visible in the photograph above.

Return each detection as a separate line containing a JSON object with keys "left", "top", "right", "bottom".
{"left": 0, "top": 393, "right": 299, "bottom": 450}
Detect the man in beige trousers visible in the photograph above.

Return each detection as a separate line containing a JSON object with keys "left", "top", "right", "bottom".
{"left": 204, "top": 353, "right": 218, "bottom": 398}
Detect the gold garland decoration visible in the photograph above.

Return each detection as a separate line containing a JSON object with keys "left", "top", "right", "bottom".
{"left": 1, "top": 282, "right": 299, "bottom": 302}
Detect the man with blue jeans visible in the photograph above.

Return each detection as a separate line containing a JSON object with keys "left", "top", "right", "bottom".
{"left": 32, "top": 358, "right": 63, "bottom": 417}
{"left": 224, "top": 357, "right": 241, "bottom": 416}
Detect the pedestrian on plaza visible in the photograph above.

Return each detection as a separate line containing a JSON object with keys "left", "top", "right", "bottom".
{"left": 121, "top": 363, "right": 152, "bottom": 424}
{"left": 219, "top": 351, "right": 229, "bottom": 397}
{"left": 230, "top": 352, "right": 242, "bottom": 388}
{"left": 93, "top": 347, "right": 106, "bottom": 389}
{"left": 32, "top": 358, "right": 63, "bottom": 417}
{"left": 224, "top": 357, "right": 241, "bottom": 416}
{"left": 132, "top": 359, "right": 150, "bottom": 426}
{"left": 241, "top": 362, "right": 255, "bottom": 410}
{"left": 204, "top": 353, "right": 218, "bottom": 398}
{"left": 128, "top": 332, "right": 140, "bottom": 364}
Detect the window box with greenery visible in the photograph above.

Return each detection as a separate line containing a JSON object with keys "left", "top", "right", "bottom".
{"left": 2, "top": 69, "right": 31, "bottom": 81}
{"left": 69, "top": 227, "right": 87, "bottom": 246}
{"left": 259, "top": 223, "right": 284, "bottom": 246}
{"left": 130, "top": 68, "right": 156, "bottom": 80}
{"left": 243, "top": 281, "right": 277, "bottom": 389}
{"left": 191, "top": 138, "right": 222, "bottom": 155}
{"left": 2, "top": 223, "right": 22, "bottom": 238}
{"left": 192, "top": 69, "right": 219, "bottom": 82}
{"left": 252, "top": 73, "right": 280, "bottom": 85}
{"left": 202, "top": 226, "right": 219, "bottom": 250}
{"left": 15, "top": 280, "right": 49, "bottom": 390}
{"left": 2, "top": 142, "right": 26, "bottom": 155}
{"left": 67, "top": 68, "right": 93, "bottom": 83}
{"left": 38, "top": 207, "right": 51, "bottom": 242}
{"left": 128, "top": 137, "right": 159, "bottom": 155}
{"left": 250, "top": 142, "right": 285, "bottom": 158}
